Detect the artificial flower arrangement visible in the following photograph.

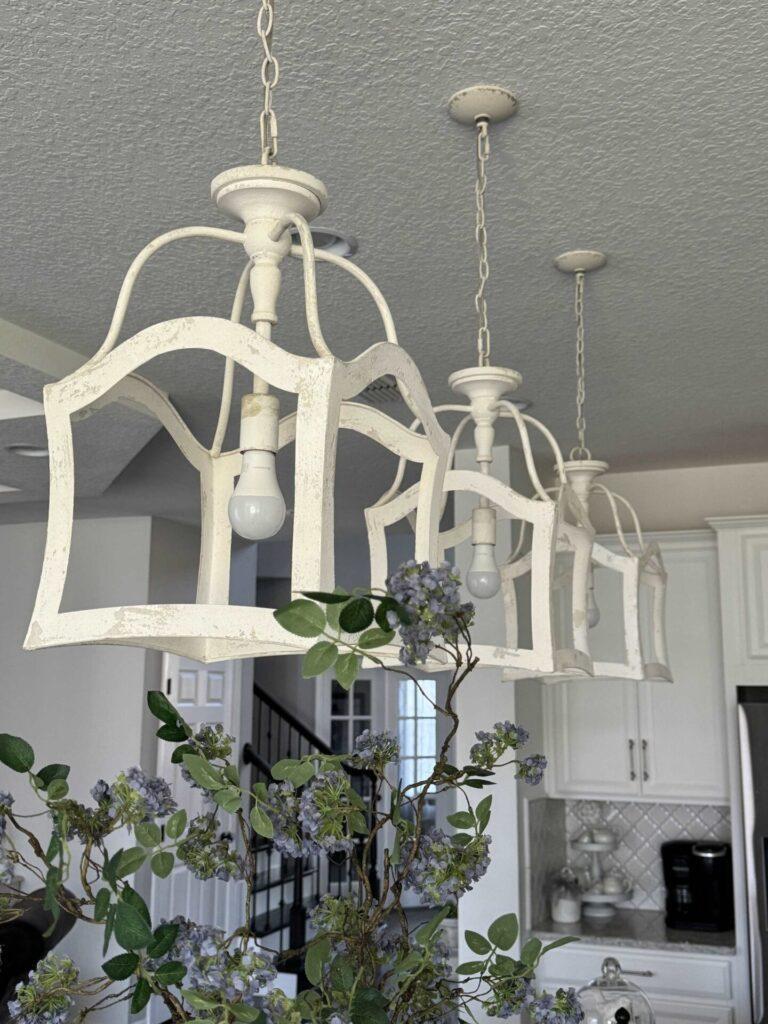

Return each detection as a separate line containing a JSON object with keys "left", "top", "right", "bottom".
{"left": 0, "top": 562, "right": 583, "bottom": 1024}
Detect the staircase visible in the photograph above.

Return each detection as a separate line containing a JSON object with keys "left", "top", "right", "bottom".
{"left": 243, "top": 681, "right": 379, "bottom": 972}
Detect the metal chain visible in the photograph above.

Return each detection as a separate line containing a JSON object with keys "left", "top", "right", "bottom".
{"left": 257, "top": 0, "right": 280, "bottom": 164}
{"left": 474, "top": 119, "right": 491, "bottom": 367}
{"left": 570, "top": 270, "right": 591, "bottom": 460}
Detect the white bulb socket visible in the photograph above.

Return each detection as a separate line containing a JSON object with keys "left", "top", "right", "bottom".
{"left": 228, "top": 393, "right": 287, "bottom": 541}
{"left": 466, "top": 505, "right": 502, "bottom": 599}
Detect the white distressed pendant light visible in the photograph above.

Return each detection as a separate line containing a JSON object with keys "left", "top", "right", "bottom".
{"left": 368, "top": 86, "right": 600, "bottom": 680}
{"left": 552, "top": 251, "right": 673, "bottom": 682}
{"left": 24, "top": 2, "right": 452, "bottom": 664}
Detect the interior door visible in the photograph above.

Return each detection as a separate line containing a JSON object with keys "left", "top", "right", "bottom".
{"left": 147, "top": 655, "right": 244, "bottom": 1022}
{"left": 546, "top": 679, "right": 641, "bottom": 798}
{"left": 638, "top": 540, "right": 729, "bottom": 801}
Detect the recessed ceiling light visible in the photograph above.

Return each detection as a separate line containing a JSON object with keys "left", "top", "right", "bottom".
{"left": 290, "top": 225, "right": 358, "bottom": 259}
{"left": 509, "top": 398, "right": 532, "bottom": 412}
{"left": 0, "top": 483, "right": 20, "bottom": 493}
{"left": 0, "top": 389, "right": 44, "bottom": 421}
{"left": 6, "top": 444, "right": 49, "bottom": 458}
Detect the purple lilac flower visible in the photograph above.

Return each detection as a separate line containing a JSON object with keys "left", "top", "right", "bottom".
{"left": 124, "top": 766, "right": 176, "bottom": 818}
{"left": 181, "top": 724, "right": 234, "bottom": 799}
{"left": 517, "top": 754, "right": 547, "bottom": 786}
{"left": 470, "top": 721, "right": 530, "bottom": 769}
{"left": 298, "top": 771, "right": 355, "bottom": 855}
{"left": 7, "top": 953, "right": 79, "bottom": 1024}
{"left": 352, "top": 729, "right": 399, "bottom": 769}
{"left": 0, "top": 790, "right": 14, "bottom": 840}
{"left": 262, "top": 990, "right": 301, "bottom": 1024}
{"left": 525, "top": 986, "right": 584, "bottom": 1024}
{"left": 265, "top": 782, "right": 308, "bottom": 858}
{"left": 404, "top": 829, "right": 491, "bottom": 906}
{"left": 90, "top": 779, "right": 113, "bottom": 809}
{"left": 386, "top": 561, "right": 474, "bottom": 664}
{"left": 176, "top": 816, "right": 244, "bottom": 881}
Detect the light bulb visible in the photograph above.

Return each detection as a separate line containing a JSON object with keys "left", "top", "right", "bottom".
{"left": 228, "top": 449, "right": 286, "bottom": 540}
{"left": 587, "top": 571, "right": 600, "bottom": 629}
{"left": 467, "top": 543, "right": 502, "bottom": 599}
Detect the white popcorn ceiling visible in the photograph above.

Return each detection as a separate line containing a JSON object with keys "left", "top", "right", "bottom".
{"left": 1, "top": 0, "right": 768, "bottom": 531}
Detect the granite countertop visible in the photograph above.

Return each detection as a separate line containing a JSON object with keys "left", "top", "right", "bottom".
{"left": 532, "top": 908, "right": 736, "bottom": 956}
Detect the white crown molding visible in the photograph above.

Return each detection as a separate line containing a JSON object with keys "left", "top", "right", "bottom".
{"left": 707, "top": 514, "right": 768, "bottom": 532}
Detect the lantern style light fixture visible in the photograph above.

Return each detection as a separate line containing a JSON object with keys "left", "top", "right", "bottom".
{"left": 552, "top": 250, "right": 673, "bottom": 682}
{"left": 24, "top": 1, "right": 452, "bottom": 664}
{"left": 369, "top": 86, "right": 603, "bottom": 680}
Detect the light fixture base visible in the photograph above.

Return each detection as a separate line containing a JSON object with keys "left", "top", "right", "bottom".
{"left": 449, "top": 365, "right": 522, "bottom": 401}
{"left": 211, "top": 165, "right": 328, "bottom": 225}
{"left": 555, "top": 250, "right": 607, "bottom": 274}
{"left": 449, "top": 85, "right": 519, "bottom": 125}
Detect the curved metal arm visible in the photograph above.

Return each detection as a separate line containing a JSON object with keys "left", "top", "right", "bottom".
{"left": 210, "top": 262, "right": 252, "bottom": 457}
{"left": 270, "top": 213, "right": 333, "bottom": 358}
{"left": 88, "top": 226, "right": 246, "bottom": 366}
{"left": 291, "top": 245, "right": 400, "bottom": 348}
{"left": 592, "top": 483, "right": 644, "bottom": 556}
{"left": 494, "top": 401, "right": 554, "bottom": 503}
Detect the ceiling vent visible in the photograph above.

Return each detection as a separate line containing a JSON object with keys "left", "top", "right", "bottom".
{"left": 359, "top": 375, "right": 401, "bottom": 405}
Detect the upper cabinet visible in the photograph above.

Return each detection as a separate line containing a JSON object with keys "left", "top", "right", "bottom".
{"left": 545, "top": 533, "right": 729, "bottom": 804}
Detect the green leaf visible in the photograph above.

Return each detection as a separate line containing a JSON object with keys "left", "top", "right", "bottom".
{"left": 182, "top": 754, "right": 226, "bottom": 791}
{"left": 329, "top": 954, "right": 356, "bottom": 991}
{"left": 302, "top": 640, "right": 339, "bottom": 678}
{"left": 146, "top": 922, "right": 179, "bottom": 959}
{"left": 270, "top": 758, "right": 301, "bottom": 781}
{"left": 447, "top": 810, "right": 475, "bottom": 829}
{"left": 36, "top": 763, "right": 70, "bottom": 789}
{"left": 374, "top": 596, "right": 401, "bottom": 631}
{"left": 121, "top": 885, "right": 151, "bottom": 925}
{"left": 541, "top": 935, "right": 580, "bottom": 955}
{"left": 348, "top": 810, "right": 369, "bottom": 835}
{"left": 213, "top": 787, "right": 242, "bottom": 814}
{"left": 273, "top": 599, "right": 326, "bottom": 638}
{"left": 476, "top": 794, "right": 493, "bottom": 832}
{"left": 181, "top": 990, "right": 220, "bottom": 1011}
{"left": 135, "top": 822, "right": 162, "bottom": 848}
{"left": 351, "top": 987, "right": 389, "bottom": 1024}
{"left": 154, "top": 960, "right": 187, "bottom": 986}
{"left": 165, "top": 809, "right": 187, "bottom": 840}
{"left": 488, "top": 913, "right": 519, "bottom": 951}
{"left": 464, "top": 778, "right": 495, "bottom": 788}
{"left": 151, "top": 851, "right": 175, "bottom": 879}
{"left": 0, "top": 734, "right": 34, "bottom": 773}
{"left": 103, "top": 905, "right": 116, "bottom": 956}
{"left": 224, "top": 764, "right": 241, "bottom": 785}
{"left": 456, "top": 960, "right": 486, "bottom": 975}
{"left": 115, "top": 847, "right": 147, "bottom": 878}
{"left": 357, "top": 627, "right": 395, "bottom": 650}
{"left": 415, "top": 905, "right": 450, "bottom": 945}
{"left": 130, "top": 977, "right": 151, "bottom": 1015}
{"left": 171, "top": 744, "right": 194, "bottom": 765}
{"left": 147, "top": 690, "right": 181, "bottom": 726}
{"left": 94, "top": 888, "right": 111, "bottom": 922}
{"left": 114, "top": 901, "right": 153, "bottom": 951}
{"left": 157, "top": 722, "right": 188, "bottom": 742}
{"left": 339, "top": 597, "right": 374, "bottom": 633}
{"left": 304, "top": 934, "right": 332, "bottom": 986}
{"left": 229, "top": 1005, "right": 265, "bottom": 1023}
{"left": 334, "top": 652, "right": 362, "bottom": 690}
{"left": 300, "top": 590, "right": 350, "bottom": 604}
{"left": 249, "top": 804, "right": 274, "bottom": 839}
{"left": 46, "top": 779, "right": 69, "bottom": 800}
{"left": 102, "top": 952, "right": 139, "bottom": 981}
{"left": 520, "top": 936, "right": 543, "bottom": 967}
{"left": 465, "top": 930, "right": 492, "bottom": 955}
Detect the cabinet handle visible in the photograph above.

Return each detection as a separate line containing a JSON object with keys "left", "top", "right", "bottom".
{"left": 628, "top": 739, "right": 637, "bottom": 781}
{"left": 641, "top": 738, "right": 650, "bottom": 782}
{"left": 623, "top": 969, "right": 654, "bottom": 978}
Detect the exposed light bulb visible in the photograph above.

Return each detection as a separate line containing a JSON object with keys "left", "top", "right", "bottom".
{"left": 587, "top": 570, "right": 600, "bottom": 629}
{"left": 467, "top": 542, "right": 502, "bottom": 599}
{"left": 228, "top": 449, "right": 286, "bottom": 540}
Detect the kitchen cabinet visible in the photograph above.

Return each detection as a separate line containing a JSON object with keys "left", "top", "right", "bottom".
{"left": 653, "top": 1000, "right": 733, "bottom": 1024}
{"left": 545, "top": 533, "right": 729, "bottom": 803}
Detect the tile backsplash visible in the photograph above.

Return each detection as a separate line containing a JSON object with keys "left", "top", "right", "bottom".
{"left": 565, "top": 800, "right": 731, "bottom": 910}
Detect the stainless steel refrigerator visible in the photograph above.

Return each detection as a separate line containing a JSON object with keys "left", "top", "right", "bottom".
{"left": 738, "top": 686, "right": 768, "bottom": 1022}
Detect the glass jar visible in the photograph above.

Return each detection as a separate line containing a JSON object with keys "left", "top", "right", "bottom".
{"left": 550, "top": 866, "right": 582, "bottom": 924}
{"left": 577, "top": 957, "right": 656, "bottom": 1023}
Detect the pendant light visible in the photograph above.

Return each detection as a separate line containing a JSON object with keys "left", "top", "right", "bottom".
{"left": 554, "top": 251, "right": 673, "bottom": 682}
{"left": 24, "top": 2, "right": 453, "bottom": 664}
{"left": 368, "top": 86, "right": 598, "bottom": 680}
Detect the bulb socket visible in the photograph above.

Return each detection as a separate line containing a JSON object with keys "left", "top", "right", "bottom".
{"left": 471, "top": 505, "right": 497, "bottom": 546}
{"left": 240, "top": 393, "right": 280, "bottom": 453}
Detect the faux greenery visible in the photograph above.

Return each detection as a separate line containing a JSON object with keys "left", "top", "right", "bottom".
{"left": 0, "top": 561, "right": 582, "bottom": 1024}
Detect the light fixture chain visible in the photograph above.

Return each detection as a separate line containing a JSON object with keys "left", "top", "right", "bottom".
{"left": 474, "top": 119, "right": 491, "bottom": 367}
{"left": 570, "top": 270, "right": 591, "bottom": 460}
{"left": 257, "top": 0, "right": 280, "bottom": 165}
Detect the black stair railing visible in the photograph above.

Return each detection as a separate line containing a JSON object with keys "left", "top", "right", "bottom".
{"left": 242, "top": 681, "right": 379, "bottom": 966}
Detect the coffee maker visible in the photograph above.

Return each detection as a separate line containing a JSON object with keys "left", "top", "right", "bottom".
{"left": 661, "top": 840, "right": 734, "bottom": 931}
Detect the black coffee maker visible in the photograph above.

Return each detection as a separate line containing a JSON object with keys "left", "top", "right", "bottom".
{"left": 661, "top": 840, "right": 734, "bottom": 931}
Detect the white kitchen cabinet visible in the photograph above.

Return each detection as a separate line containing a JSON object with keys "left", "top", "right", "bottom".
{"left": 545, "top": 533, "right": 729, "bottom": 803}
{"left": 653, "top": 1000, "right": 733, "bottom": 1024}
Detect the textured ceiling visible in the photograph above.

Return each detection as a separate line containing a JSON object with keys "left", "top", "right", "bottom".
{"left": 1, "top": 0, "right": 768, "bottom": 530}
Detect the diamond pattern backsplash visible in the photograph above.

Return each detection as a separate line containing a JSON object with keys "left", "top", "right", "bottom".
{"left": 565, "top": 800, "right": 731, "bottom": 910}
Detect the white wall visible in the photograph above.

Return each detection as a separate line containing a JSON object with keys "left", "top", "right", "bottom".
{"left": 0, "top": 517, "right": 154, "bottom": 1020}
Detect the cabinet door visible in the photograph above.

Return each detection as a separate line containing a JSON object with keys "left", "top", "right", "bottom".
{"left": 638, "top": 539, "right": 729, "bottom": 801}
{"left": 547, "top": 678, "right": 641, "bottom": 798}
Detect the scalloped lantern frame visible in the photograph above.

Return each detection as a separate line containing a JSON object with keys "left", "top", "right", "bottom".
{"left": 24, "top": 193, "right": 452, "bottom": 664}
